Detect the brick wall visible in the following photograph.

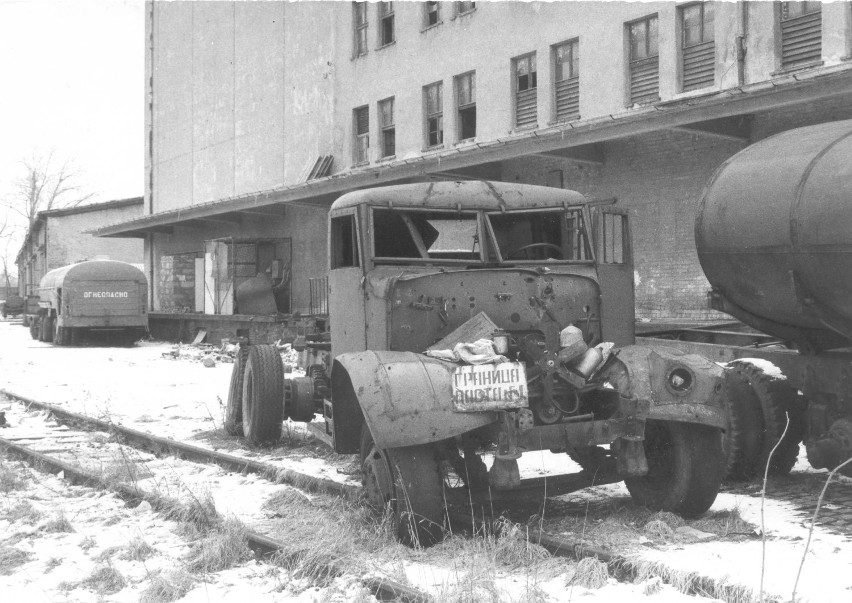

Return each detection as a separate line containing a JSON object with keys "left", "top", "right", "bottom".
{"left": 502, "top": 100, "right": 852, "bottom": 322}
{"left": 501, "top": 129, "right": 746, "bottom": 321}
{"left": 158, "top": 253, "right": 198, "bottom": 312}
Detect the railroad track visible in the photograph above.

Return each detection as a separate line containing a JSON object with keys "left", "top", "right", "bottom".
{"left": 3, "top": 389, "right": 847, "bottom": 602}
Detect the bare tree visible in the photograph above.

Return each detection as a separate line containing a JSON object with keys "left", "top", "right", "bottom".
{"left": 1, "top": 153, "right": 94, "bottom": 227}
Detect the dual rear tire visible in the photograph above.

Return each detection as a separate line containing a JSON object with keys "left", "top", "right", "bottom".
{"left": 224, "top": 345, "right": 284, "bottom": 445}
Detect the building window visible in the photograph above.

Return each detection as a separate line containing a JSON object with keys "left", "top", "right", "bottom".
{"left": 455, "top": 72, "right": 476, "bottom": 141}
{"left": 513, "top": 53, "right": 537, "bottom": 129}
{"left": 680, "top": 3, "right": 715, "bottom": 91}
{"left": 455, "top": 1, "right": 475, "bottom": 16}
{"left": 353, "top": 2, "right": 368, "bottom": 57}
{"left": 424, "top": 81, "right": 444, "bottom": 148}
{"left": 354, "top": 105, "right": 369, "bottom": 164}
{"left": 553, "top": 39, "right": 579, "bottom": 121}
{"left": 780, "top": 2, "right": 821, "bottom": 68}
{"left": 378, "top": 1, "right": 395, "bottom": 47}
{"left": 424, "top": 1, "right": 440, "bottom": 28}
{"left": 627, "top": 15, "right": 659, "bottom": 105}
{"left": 379, "top": 97, "right": 395, "bottom": 158}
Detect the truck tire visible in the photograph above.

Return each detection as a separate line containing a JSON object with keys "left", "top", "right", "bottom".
{"left": 625, "top": 420, "right": 723, "bottom": 518}
{"left": 721, "top": 366, "right": 765, "bottom": 480}
{"left": 29, "top": 318, "right": 39, "bottom": 340}
{"left": 224, "top": 346, "right": 249, "bottom": 436}
{"left": 241, "top": 344, "right": 283, "bottom": 446}
{"left": 54, "top": 322, "right": 66, "bottom": 346}
{"left": 42, "top": 316, "right": 54, "bottom": 343}
{"left": 728, "top": 360, "right": 804, "bottom": 477}
{"left": 360, "top": 425, "right": 445, "bottom": 547}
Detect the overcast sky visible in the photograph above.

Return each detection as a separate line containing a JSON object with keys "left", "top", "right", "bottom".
{"left": 0, "top": 0, "right": 143, "bottom": 228}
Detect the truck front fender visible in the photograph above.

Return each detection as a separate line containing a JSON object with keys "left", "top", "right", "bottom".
{"left": 599, "top": 345, "right": 726, "bottom": 429}
{"left": 331, "top": 351, "right": 498, "bottom": 451}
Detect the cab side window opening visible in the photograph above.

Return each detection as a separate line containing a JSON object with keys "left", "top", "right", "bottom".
{"left": 331, "top": 215, "right": 359, "bottom": 268}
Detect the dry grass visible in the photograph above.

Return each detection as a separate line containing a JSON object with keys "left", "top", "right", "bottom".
{"left": 99, "top": 450, "right": 154, "bottom": 484}
{"left": 139, "top": 570, "right": 196, "bottom": 603}
{"left": 2, "top": 500, "right": 42, "bottom": 524}
{"left": 630, "top": 559, "right": 756, "bottom": 603}
{"left": 185, "top": 517, "right": 251, "bottom": 573}
{"left": 80, "top": 564, "right": 127, "bottom": 595}
{"left": 43, "top": 511, "right": 74, "bottom": 533}
{"left": 0, "top": 460, "right": 25, "bottom": 493}
{"left": 126, "top": 537, "right": 156, "bottom": 561}
{"left": 0, "top": 544, "right": 32, "bottom": 576}
{"left": 160, "top": 489, "right": 220, "bottom": 531}
{"left": 266, "top": 488, "right": 397, "bottom": 586}
{"left": 565, "top": 557, "right": 609, "bottom": 589}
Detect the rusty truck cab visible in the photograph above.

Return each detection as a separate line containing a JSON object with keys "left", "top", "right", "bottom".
{"left": 327, "top": 181, "right": 634, "bottom": 359}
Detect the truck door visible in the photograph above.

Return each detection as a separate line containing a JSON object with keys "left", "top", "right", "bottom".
{"left": 594, "top": 207, "right": 634, "bottom": 346}
{"left": 328, "top": 211, "right": 367, "bottom": 356}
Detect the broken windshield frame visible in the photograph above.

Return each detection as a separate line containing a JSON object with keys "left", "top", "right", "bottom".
{"left": 368, "top": 206, "right": 594, "bottom": 265}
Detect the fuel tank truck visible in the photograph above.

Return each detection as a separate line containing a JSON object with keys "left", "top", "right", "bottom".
{"left": 226, "top": 180, "right": 728, "bottom": 546}
{"left": 32, "top": 260, "right": 148, "bottom": 346}
{"left": 641, "top": 119, "right": 852, "bottom": 481}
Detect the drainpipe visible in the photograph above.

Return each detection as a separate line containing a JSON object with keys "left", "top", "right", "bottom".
{"left": 736, "top": 1, "right": 748, "bottom": 86}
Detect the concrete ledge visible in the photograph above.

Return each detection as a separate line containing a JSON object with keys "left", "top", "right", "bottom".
{"left": 149, "top": 312, "right": 323, "bottom": 344}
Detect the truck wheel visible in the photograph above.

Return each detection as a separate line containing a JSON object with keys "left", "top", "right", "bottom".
{"left": 728, "top": 360, "right": 804, "bottom": 477}
{"left": 241, "top": 344, "right": 283, "bottom": 446}
{"left": 224, "top": 346, "right": 249, "bottom": 436}
{"left": 29, "top": 318, "right": 39, "bottom": 340}
{"left": 625, "top": 420, "right": 723, "bottom": 518}
{"left": 361, "top": 425, "right": 445, "bottom": 547}
{"left": 42, "top": 316, "right": 54, "bottom": 343}
{"left": 721, "top": 367, "right": 765, "bottom": 480}
{"left": 54, "top": 322, "right": 66, "bottom": 346}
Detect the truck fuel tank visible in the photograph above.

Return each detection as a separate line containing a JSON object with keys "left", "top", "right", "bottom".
{"left": 695, "top": 120, "right": 852, "bottom": 349}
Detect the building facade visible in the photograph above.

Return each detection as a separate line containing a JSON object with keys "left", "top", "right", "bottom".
{"left": 97, "top": 1, "right": 852, "bottom": 339}
{"left": 17, "top": 198, "right": 144, "bottom": 296}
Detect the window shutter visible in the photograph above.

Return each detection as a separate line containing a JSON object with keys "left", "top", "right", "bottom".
{"left": 555, "top": 76, "right": 579, "bottom": 121}
{"left": 682, "top": 40, "right": 714, "bottom": 91}
{"left": 781, "top": 10, "right": 821, "bottom": 68}
{"left": 515, "top": 89, "right": 537, "bottom": 128}
{"left": 355, "top": 107, "right": 369, "bottom": 135}
{"left": 630, "top": 56, "right": 659, "bottom": 105}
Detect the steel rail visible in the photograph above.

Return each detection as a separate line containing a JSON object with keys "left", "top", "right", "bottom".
{"left": 0, "top": 433, "right": 430, "bottom": 603}
{"left": 0, "top": 388, "right": 358, "bottom": 499}
{"left": 0, "top": 388, "right": 752, "bottom": 602}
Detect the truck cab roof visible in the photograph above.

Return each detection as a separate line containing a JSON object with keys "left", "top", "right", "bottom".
{"left": 330, "top": 181, "right": 588, "bottom": 214}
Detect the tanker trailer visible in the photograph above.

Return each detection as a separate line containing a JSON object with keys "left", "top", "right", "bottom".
{"left": 645, "top": 119, "right": 852, "bottom": 479}
{"left": 34, "top": 260, "right": 148, "bottom": 346}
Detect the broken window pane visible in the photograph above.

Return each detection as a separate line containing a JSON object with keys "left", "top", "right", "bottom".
{"left": 373, "top": 209, "right": 479, "bottom": 261}
{"left": 488, "top": 210, "right": 591, "bottom": 261}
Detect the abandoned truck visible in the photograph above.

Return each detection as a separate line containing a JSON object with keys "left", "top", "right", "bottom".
{"left": 639, "top": 119, "right": 852, "bottom": 481}
{"left": 32, "top": 260, "right": 148, "bottom": 346}
{"left": 226, "top": 180, "right": 728, "bottom": 545}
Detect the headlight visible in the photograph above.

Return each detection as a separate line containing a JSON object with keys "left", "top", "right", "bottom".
{"left": 666, "top": 366, "right": 694, "bottom": 394}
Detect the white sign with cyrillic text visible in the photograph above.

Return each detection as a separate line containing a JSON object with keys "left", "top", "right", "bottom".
{"left": 452, "top": 362, "right": 529, "bottom": 412}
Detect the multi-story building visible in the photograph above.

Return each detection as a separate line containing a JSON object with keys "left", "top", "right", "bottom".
{"left": 96, "top": 1, "right": 852, "bottom": 341}
{"left": 17, "top": 197, "right": 143, "bottom": 296}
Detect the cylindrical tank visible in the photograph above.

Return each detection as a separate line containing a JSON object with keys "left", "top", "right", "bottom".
{"left": 695, "top": 119, "right": 852, "bottom": 344}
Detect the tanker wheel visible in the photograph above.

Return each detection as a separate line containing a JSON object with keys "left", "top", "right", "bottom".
{"left": 625, "top": 420, "right": 723, "bottom": 518}
{"left": 241, "top": 344, "right": 284, "bottom": 446}
{"left": 42, "top": 316, "right": 54, "bottom": 343}
{"left": 728, "top": 360, "right": 804, "bottom": 477}
{"left": 721, "top": 366, "right": 765, "bottom": 480}
{"left": 224, "top": 345, "right": 249, "bottom": 436}
{"left": 360, "top": 425, "right": 445, "bottom": 547}
{"left": 29, "top": 318, "right": 39, "bottom": 340}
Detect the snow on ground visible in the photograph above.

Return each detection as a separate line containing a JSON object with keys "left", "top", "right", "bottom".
{"left": 2, "top": 319, "right": 852, "bottom": 602}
